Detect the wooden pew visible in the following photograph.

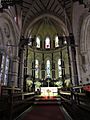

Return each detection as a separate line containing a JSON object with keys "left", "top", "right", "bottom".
{"left": 0, "top": 87, "right": 35, "bottom": 120}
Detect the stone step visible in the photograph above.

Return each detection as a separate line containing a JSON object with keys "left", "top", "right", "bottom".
{"left": 34, "top": 96, "right": 61, "bottom": 105}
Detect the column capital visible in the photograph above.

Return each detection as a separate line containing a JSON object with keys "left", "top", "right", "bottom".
{"left": 12, "top": 56, "right": 19, "bottom": 61}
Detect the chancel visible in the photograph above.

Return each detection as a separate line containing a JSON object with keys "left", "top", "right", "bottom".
{"left": 0, "top": 0, "right": 90, "bottom": 120}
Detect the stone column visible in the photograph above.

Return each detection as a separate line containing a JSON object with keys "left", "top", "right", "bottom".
{"left": 68, "top": 33, "right": 79, "bottom": 86}
{"left": 11, "top": 56, "right": 19, "bottom": 87}
{"left": 18, "top": 48, "right": 24, "bottom": 92}
{"left": 20, "top": 52, "right": 24, "bottom": 92}
{"left": 32, "top": 51, "right": 35, "bottom": 91}
{"left": 76, "top": 47, "right": 81, "bottom": 85}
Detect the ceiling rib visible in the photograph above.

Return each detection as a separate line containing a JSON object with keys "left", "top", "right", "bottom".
{"left": 33, "top": 6, "right": 40, "bottom": 13}
{"left": 52, "top": 4, "right": 59, "bottom": 12}
{"left": 23, "top": 1, "right": 32, "bottom": 6}
{"left": 35, "top": 1, "right": 44, "bottom": 11}
{"left": 46, "top": 0, "right": 51, "bottom": 9}
{"left": 49, "top": 0, "right": 56, "bottom": 10}
{"left": 31, "top": 10, "right": 36, "bottom": 16}
{"left": 22, "top": 0, "right": 72, "bottom": 34}
{"left": 39, "top": 0, "right": 46, "bottom": 9}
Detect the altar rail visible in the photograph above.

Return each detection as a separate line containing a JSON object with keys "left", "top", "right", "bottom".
{"left": 59, "top": 90, "right": 90, "bottom": 111}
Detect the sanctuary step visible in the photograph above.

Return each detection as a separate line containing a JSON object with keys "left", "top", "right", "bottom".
{"left": 34, "top": 95, "right": 61, "bottom": 105}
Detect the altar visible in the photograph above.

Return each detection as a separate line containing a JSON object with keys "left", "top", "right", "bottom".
{"left": 41, "top": 87, "right": 58, "bottom": 97}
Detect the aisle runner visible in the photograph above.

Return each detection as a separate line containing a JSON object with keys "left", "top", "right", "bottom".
{"left": 22, "top": 105, "right": 65, "bottom": 120}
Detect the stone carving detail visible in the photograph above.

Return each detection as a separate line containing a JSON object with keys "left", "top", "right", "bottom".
{"left": 83, "top": 0, "right": 90, "bottom": 8}
{"left": 3, "top": 23, "right": 10, "bottom": 38}
{"left": 0, "top": 28, "right": 4, "bottom": 47}
{"left": 6, "top": 40, "right": 13, "bottom": 56}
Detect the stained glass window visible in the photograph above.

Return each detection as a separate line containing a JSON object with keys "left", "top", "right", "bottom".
{"left": 28, "top": 36, "right": 32, "bottom": 46}
{"left": 35, "top": 59, "right": 39, "bottom": 78}
{"left": 58, "top": 59, "right": 62, "bottom": 78}
{"left": 4, "top": 56, "right": 9, "bottom": 85}
{"left": 55, "top": 36, "right": 59, "bottom": 47}
{"left": 63, "top": 36, "right": 67, "bottom": 44}
{"left": 46, "top": 60, "right": 50, "bottom": 78}
{"left": 36, "top": 37, "right": 40, "bottom": 48}
{"left": 45, "top": 37, "right": 50, "bottom": 48}
{"left": 0, "top": 55, "right": 5, "bottom": 82}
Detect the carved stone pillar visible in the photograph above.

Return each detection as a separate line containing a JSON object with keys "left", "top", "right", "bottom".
{"left": 11, "top": 56, "right": 19, "bottom": 87}
{"left": 18, "top": 48, "right": 24, "bottom": 92}
{"left": 68, "top": 33, "right": 79, "bottom": 86}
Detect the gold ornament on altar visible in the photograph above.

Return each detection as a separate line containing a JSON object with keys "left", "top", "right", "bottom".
{"left": 47, "top": 89, "right": 51, "bottom": 93}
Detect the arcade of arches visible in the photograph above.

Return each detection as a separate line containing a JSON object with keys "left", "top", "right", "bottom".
{"left": 0, "top": 0, "right": 90, "bottom": 120}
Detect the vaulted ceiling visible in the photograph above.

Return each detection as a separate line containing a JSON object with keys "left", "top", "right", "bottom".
{"left": 22, "top": 0, "right": 73, "bottom": 37}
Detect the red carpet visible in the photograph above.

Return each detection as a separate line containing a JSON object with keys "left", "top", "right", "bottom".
{"left": 22, "top": 105, "right": 65, "bottom": 120}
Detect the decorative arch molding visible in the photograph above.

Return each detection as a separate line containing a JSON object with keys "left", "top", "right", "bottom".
{"left": 0, "top": 27, "right": 4, "bottom": 50}
{"left": 44, "top": 55, "right": 52, "bottom": 63}
{"left": 79, "top": 14, "right": 90, "bottom": 84}
{"left": 80, "top": 15, "right": 90, "bottom": 54}
{"left": 0, "top": 20, "right": 13, "bottom": 56}
{"left": 80, "top": 14, "right": 90, "bottom": 63}
{"left": 35, "top": 55, "right": 42, "bottom": 63}
{"left": 0, "top": 12, "right": 20, "bottom": 57}
{"left": 6, "top": 40, "right": 13, "bottom": 57}
{"left": 0, "top": 12, "right": 21, "bottom": 87}
{"left": 54, "top": 52, "right": 61, "bottom": 60}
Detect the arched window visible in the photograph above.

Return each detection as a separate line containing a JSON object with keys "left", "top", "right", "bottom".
{"left": 55, "top": 36, "right": 59, "bottom": 47}
{"left": 63, "top": 36, "right": 67, "bottom": 45}
{"left": 46, "top": 60, "right": 50, "bottom": 78}
{"left": 0, "top": 55, "right": 5, "bottom": 83}
{"left": 28, "top": 36, "right": 32, "bottom": 46}
{"left": 36, "top": 36, "right": 40, "bottom": 48}
{"left": 45, "top": 37, "right": 50, "bottom": 48}
{"left": 35, "top": 59, "right": 39, "bottom": 78}
{"left": 58, "top": 59, "right": 62, "bottom": 78}
{"left": 4, "top": 56, "right": 9, "bottom": 85}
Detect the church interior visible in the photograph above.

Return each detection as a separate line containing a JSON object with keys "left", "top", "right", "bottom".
{"left": 0, "top": 0, "right": 90, "bottom": 120}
